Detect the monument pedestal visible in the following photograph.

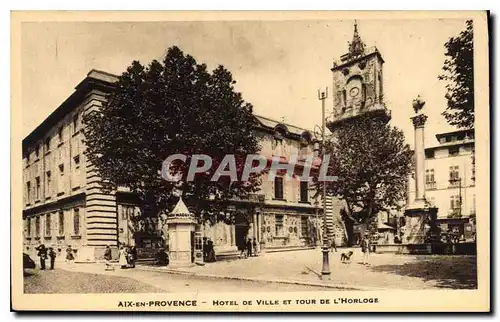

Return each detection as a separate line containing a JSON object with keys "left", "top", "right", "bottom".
{"left": 404, "top": 199, "right": 438, "bottom": 244}
{"left": 166, "top": 198, "right": 198, "bottom": 268}
{"left": 167, "top": 219, "right": 196, "bottom": 268}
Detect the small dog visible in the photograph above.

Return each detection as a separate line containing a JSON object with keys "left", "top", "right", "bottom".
{"left": 340, "top": 251, "right": 354, "bottom": 264}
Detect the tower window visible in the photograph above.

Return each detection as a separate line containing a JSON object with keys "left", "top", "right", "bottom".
{"left": 73, "top": 114, "right": 79, "bottom": 133}
{"left": 45, "top": 137, "right": 50, "bottom": 152}
{"left": 58, "top": 126, "right": 63, "bottom": 142}
{"left": 74, "top": 155, "right": 80, "bottom": 168}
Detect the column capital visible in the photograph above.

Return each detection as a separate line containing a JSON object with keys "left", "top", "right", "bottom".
{"left": 411, "top": 114, "right": 428, "bottom": 128}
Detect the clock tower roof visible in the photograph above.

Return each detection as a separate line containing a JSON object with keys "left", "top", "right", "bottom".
{"left": 331, "top": 21, "right": 384, "bottom": 71}
{"left": 348, "top": 20, "right": 365, "bottom": 58}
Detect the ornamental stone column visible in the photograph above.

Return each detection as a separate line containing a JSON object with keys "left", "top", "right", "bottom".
{"left": 411, "top": 113, "right": 428, "bottom": 203}
{"left": 403, "top": 96, "right": 439, "bottom": 247}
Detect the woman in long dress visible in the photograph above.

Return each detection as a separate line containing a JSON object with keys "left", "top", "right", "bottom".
{"left": 65, "top": 245, "right": 74, "bottom": 262}
{"left": 361, "top": 234, "right": 371, "bottom": 265}
{"left": 118, "top": 246, "right": 128, "bottom": 269}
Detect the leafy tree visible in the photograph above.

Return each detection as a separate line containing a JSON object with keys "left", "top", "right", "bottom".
{"left": 83, "top": 46, "right": 262, "bottom": 230}
{"left": 439, "top": 20, "right": 474, "bottom": 129}
{"left": 317, "top": 114, "right": 413, "bottom": 244}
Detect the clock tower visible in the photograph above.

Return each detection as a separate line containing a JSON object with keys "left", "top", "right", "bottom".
{"left": 329, "top": 21, "right": 390, "bottom": 128}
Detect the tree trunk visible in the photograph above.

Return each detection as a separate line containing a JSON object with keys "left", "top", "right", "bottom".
{"left": 340, "top": 208, "right": 355, "bottom": 246}
{"left": 345, "top": 217, "right": 355, "bottom": 246}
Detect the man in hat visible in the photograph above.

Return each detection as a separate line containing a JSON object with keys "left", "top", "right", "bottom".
{"left": 48, "top": 247, "right": 57, "bottom": 270}
{"left": 35, "top": 244, "right": 48, "bottom": 270}
{"left": 104, "top": 245, "right": 114, "bottom": 271}
{"left": 360, "top": 233, "right": 371, "bottom": 265}
{"left": 330, "top": 233, "right": 338, "bottom": 252}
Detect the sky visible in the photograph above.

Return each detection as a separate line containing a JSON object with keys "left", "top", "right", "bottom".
{"left": 21, "top": 18, "right": 469, "bottom": 148}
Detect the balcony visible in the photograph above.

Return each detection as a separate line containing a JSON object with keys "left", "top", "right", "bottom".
{"left": 425, "top": 181, "right": 437, "bottom": 190}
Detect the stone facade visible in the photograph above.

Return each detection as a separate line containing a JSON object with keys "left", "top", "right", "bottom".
{"left": 23, "top": 70, "right": 119, "bottom": 261}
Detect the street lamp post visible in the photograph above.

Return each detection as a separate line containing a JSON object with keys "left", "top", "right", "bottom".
{"left": 317, "top": 88, "right": 331, "bottom": 279}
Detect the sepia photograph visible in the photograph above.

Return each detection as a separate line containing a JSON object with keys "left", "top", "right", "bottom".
{"left": 10, "top": 10, "right": 490, "bottom": 312}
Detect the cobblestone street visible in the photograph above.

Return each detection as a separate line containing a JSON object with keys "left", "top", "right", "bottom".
{"left": 24, "top": 269, "right": 162, "bottom": 294}
{"left": 23, "top": 262, "right": 334, "bottom": 294}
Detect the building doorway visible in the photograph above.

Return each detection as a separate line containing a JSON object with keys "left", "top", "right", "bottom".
{"left": 235, "top": 213, "right": 250, "bottom": 250}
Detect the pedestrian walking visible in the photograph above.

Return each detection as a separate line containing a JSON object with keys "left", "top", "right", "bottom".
{"left": 238, "top": 240, "right": 246, "bottom": 259}
{"left": 118, "top": 246, "right": 128, "bottom": 269}
{"left": 48, "top": 247, "right": 57, "bottom": 270}
{"left": 36, "top": 244, "right": 47, "bottom": 270}
{"left": 252, "top": 238, "right": 258, "bottom": 256}
{"left": 65, "top": 245, "right": 75, "bottom": 262}
{"left": 104, "top": 245, "right": 114, "bottom": 271}
{"left": 128, "top": 246, "right": 137, "bottom": 268}
{"left": 206, "top": 238, "right": 216, "bottom": 262}
{"left": 330, "top": 234, "right": 338, "bottom": 252}
{"left": 202, "top": 238, "right": 208, "bottom": 262}
{"left": 361, "top": 234, "right": 371, "bottom": 265}
{"left": 246, "top": 238, "right": 253, "bottom": 258}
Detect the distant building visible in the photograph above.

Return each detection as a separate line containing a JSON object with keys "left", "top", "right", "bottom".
{"left": 408, "top": 129, "right": 476, "bottom": 240}
{"left": 22, "top": 69, "right": 322, "bottom": 261}
{"left": 22, "top": 70, "right": 120, "bottom": 261}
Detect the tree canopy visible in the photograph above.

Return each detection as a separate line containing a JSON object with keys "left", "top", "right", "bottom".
{"left": 83, "top": 46, "right": 262, "bottom": 224}
{"left": 318, "top": 114, "right": 413, "bottom": 233}
{"left": 439, "top": 20, "right": 474, "bottom": 129}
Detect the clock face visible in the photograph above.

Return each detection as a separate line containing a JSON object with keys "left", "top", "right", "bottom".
{"left": 350, "top": 87, "right": 360, "bottom": 97}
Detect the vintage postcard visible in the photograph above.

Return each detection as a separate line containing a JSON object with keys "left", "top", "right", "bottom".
{"left": 11, "top": 11, "right": 490, "bottom": 312}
